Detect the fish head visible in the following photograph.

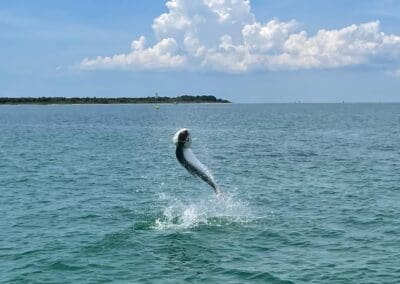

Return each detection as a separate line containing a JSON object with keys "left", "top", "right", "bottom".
{"left": 173, "top": 128, "right": 192, "bottom": 147}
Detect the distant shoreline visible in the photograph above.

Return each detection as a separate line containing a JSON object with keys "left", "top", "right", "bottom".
{"left": 0, "top": 95, "right": 231, "bottom": 105}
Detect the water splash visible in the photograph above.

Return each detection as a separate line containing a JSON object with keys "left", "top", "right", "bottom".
{"left": 153, "top": 192, "right": 253, "bottom": 230}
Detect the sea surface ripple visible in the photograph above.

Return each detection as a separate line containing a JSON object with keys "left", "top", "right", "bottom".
{"left": 1, "top": 103, "right": 400, "bottom": 283}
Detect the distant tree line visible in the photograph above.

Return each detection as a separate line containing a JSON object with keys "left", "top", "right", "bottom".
{"left": 0, "top": 95, "right": 230, "bottom": 105}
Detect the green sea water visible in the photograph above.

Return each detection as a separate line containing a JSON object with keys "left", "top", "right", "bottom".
{"left": 1, "top": 103, "right": 399, "bottom": 283}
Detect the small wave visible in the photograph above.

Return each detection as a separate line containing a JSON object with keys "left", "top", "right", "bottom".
{"left": 49, "top": 260, "right": 84, "bottom": 271}
{"left": 152, "top": 192, "right": 253, "bottom": 230}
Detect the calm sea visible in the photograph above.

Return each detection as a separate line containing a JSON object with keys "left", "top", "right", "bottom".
{"left": 1, "top": 103, "right": 399, "bottom": 283}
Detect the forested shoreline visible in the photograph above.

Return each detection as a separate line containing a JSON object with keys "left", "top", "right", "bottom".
{"left": 0, "top": 95, "right": 230, "bottom": 105}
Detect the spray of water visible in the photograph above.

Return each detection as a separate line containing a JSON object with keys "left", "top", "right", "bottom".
{"left": 153, "top": 192, "right": 253, "bottom": 230}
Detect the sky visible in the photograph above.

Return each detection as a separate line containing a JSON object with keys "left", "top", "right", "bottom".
{"left": 1, "top": 0, "right": 400, "bottom": 103}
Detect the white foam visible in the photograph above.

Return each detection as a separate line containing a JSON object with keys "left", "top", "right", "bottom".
{"left": 152, "top": 193, "right": 252, "bottom": 230}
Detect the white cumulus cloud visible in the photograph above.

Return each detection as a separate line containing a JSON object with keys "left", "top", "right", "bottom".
{"left": 81, "top": 36, "right": 187, "bottom": 70}
{"left": 80, "top": 0, "right": 400, "bottom": 73}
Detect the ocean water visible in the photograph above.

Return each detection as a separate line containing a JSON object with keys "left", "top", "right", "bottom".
{"left": 1, "top": 103, "right": 399, "bottom": 283}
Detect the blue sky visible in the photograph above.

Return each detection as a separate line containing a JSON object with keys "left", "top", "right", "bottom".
{"left": 1, "top": 0, "right": 400, "bottom": 102}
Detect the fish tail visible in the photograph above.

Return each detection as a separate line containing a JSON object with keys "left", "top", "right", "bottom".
{"left": 213, "top": 184, "right": 223, "bottom": 196}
